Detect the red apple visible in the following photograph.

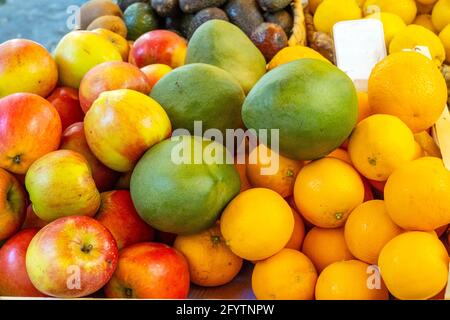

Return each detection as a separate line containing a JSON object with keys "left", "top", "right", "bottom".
{"left": 0, "top": 39, "right": 58, "bottom": 98}
{"left": 0, "top": 93, "right": 62, "bottom": 174}
{"left": 22, "top": 205, "right": 48, "bottom": 229}
{"left": 60, "top": 122, "right": 119, "bottom": 192}
{"left": 79, "top": 61, "right": 151, "bottom": 113}
{"left": 26, "top": 216, "right": 118, "bottom": 298}
{"left": 47, "top": 87, "right": 85, "bottom": 131}
{"left": 25, "top": 150, "right": 101, "bottom": 222}
{"left": 96, "top": 190, "right": 154, "bottom": 250}
{"left": 141, "top": 64, "right": 172, "bottom": 91}
{"left": 104, "top": 242, "right": 189, "bottom": 299}
{"left": 129, "top": 30, "right": 187, "bottom": 69}
{"left": 0, "top": 168, "right": 27, "bottom": 241}
{"left": 0, "top": 228, "right": 46, "bottom": 297}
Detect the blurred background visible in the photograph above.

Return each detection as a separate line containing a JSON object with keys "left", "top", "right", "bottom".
{"left": 0, "top": 0, "right": 85, "bottom": 50}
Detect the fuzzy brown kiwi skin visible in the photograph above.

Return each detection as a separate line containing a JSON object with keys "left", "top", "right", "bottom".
{"left": 225, "top": 0, "right": 264, "bottom": 36}
{"left": 80, "top": 0, "right": 123, "bottom": 30}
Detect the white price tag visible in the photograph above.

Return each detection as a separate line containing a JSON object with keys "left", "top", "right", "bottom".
{"left": 333, "top": 19, "right": 387, "bottom": 92}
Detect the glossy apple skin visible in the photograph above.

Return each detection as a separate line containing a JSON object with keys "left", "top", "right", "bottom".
{"left": 141, "top": 64, "right": 172, "bottom": 91}
{"left": 129, "top": 30, "right": 187, "bottom": 69}
{"left": 22, "top": 205, "right": 48, "bottom": 229}
{"left": 104, "top": 242, "right": 189, "bottom": 299}
{"left": 54, "top": 31, "right": 122, "bottom": 89}
{"left": 84, "top": 89, "right": 172, "bottom": 172}
{"left": 47, "top": 87, "right": 85, "bottom": 131}
{"left": 0, "top": 39, "right": 58, "bottom": 98}
{"left": 96, "top": 190, "right": 154, "bottom": 250}
{"left": 79, "top": 61, "right": 151, "bottom": 113}
{"left": 25, "top": 150, "right": 101, "bottom": 222}
{"left": 0, "top": 168, "right": 27, "bottom": 240}
{"left": 61, "top": 122, "right": 119, "bottom": 192}
{"left": 0, "top": 93, "right": 62, "bottom": 174}
{"left": 0, "top": 228, "right": 46, "bottom": 297}
{"left": 26, "top": 216, "right": 119, "bottom": 298}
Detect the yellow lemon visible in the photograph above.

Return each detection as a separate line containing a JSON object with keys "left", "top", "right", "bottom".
{"left": 413, "top": 14, "right": 438, "bottom": 33}
{"left": 363, "top": 0, "right": 418, "bottom": 24}
{"left": 365, "top": 12, "right": 407, "bottom": 45}
{"left": 439, "top": 24, "right": 450, "bottom": 63}
{"left": 268, "top": 46, "right": 330, "bottom": 70}
{"left": 389, "top": 24, "right": 446, "bottom": 66}
{"left": 432, "top": 0, "right": 450, "bottom": 32}
{"left": 314, "top": 0, "right": 362, "bottom": 34}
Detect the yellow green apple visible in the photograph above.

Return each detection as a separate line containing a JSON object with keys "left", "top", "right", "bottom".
{"left": 54, "top": 31, "right": 122, "bottom": 89}
{"left": 25, "top": 150, "right": 101, "bottom": 222}
{"left": 84, "top": 89, "right": 172, "bottom": 172}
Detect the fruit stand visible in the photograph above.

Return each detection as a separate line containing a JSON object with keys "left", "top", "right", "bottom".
{"left": 0, "top": 0, "right": 449, "bottom": 302}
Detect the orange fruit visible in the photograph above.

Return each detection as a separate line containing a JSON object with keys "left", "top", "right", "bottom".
{"left": 344, "top": 200, "right": 403, "bottom": 264}
{"left": 326, "top": 148, "right": 352, "bottom": 165}
{"left": 252, "top": 249, "right": 317, "bottom": 300}
{"left": 173, "top": 223, "right": 243, "bottom": 287}
{"left": 302, "top": 227, "right": 354, "bottom": 272}
{"left": 285, "top": 209, "right": 306, "bottom": 251}
{"left": 220, "top": 188, "right": 294, "bottom": 261}
{"left": 356, "top": 92, "right": 372, "bottom": 123}
{"left": 267, "top": 46, "right": 330, "bottom": 71}
{"left": 294, "top": 158, "right": 365, "bottom": 228}
{"left": 315, "top": 260, "right": 389, "bottom": 300}
{"left": 348, "top": 114, "right": 417, "bottom": 181}
{"left": 378, "top": 231, "right": 449, "bottom": 300}
{"left": 384, "top": 157, "right": 450, "bottom": 231}
{"left": 246, "top": 144, "right": 303, "bottom": 198}
{"left": 368, "top": 51, "right": 447, "bottom": 133}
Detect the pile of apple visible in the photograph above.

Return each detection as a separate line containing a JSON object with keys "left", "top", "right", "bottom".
{"left": 0, "top": 29, "right": 191, "bottom": 298}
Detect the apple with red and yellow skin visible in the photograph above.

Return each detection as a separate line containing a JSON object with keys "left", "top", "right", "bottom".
{"left": 129, "top": 30, "right": 187, "bottom": 69}
{"left": 91, "top": 28, "right": 130, "bottom": 61}
{"left": 96, "top": 190, "right": 154, "bottom": 250}
{"left": 26, "top": 216, "right": 118, "bottom": 298}
{"left": 54, "top": 31, "right": 122, "bottom": 89}
{"left": 60, "top": 122, "right": 119, "bottom": 192}
{"left": 79, "top": 61, "right": 151, "bottom": 113}
{"left": 0, "top": 39, "right": 58, "bottom": 98}
{"left": 22, "top": 205, "right": 48, "bottom": 229}
{"left": 104, "top": 242, "right": 189, "bottom": 299}
{"left": 0, "top": 93, "right": 62, "bottom": 174}
{"left": 25, "top": 150, "right": 101, "bottom": 222}
{"left": 0, "top": 228, "right": 46, "bottom": 297}
{"left": 0, "top": 168, "right": 27, "bottom": 241}
{"left": 84, "top": 89, "right": 172, "bottom": 172}
{"left": 47, "top": 87, "right": 84, "bottom": 131}
{"left": 141, "top": 64, "right": 173, "bottom": 91}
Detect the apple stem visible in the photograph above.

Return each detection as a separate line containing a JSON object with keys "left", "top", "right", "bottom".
{"left": 81, "top": 243, "right": 93, "bottom": 253}
{"left": 12, "top": 154, "right": 21, "bottom": 164}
